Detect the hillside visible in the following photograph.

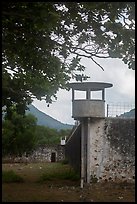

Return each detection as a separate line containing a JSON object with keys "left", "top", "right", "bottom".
{"left": 119, "top": 108, "right": 135, "bottom": 118}
{"left": 26, "top": 104, "right": 73, "bottom": 131}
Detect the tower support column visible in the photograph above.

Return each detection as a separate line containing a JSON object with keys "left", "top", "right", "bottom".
{"left": 81, "top": 121, "right": 85, "bottom": 188}
{"left": 87, "top": 117, "right": 91, "bottom": 183}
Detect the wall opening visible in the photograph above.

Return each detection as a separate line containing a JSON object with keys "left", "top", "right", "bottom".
{"left": 75, "top": 90, "right": 86, "bottom": 99}
{"left": 51, "top": 152, "right": 56, "bottom": 162}
{"left": 91, "top": 90, "right": 102, "bottom": 100}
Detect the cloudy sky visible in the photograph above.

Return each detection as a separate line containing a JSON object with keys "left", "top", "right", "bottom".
{"left": 32, "top": 57, "right": 135, "bottom": 125}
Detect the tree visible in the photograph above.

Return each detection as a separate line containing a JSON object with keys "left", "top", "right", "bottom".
{"left": 35, "top": 125, "right": 71, "bottom": 145}
{"left": 35, "top": 125, "right": 60, "bottom": 145}
{"left": 2, "top": 112, "right": 38, "bottom": 156}
{"left": 2, "top": 2, "right": 135, "bottom": 116}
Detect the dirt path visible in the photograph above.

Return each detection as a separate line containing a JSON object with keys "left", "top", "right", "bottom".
{"left": 2, "top": 181, "right": 135, "bottom": 202}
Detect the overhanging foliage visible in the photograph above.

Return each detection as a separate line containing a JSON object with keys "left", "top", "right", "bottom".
{"left": 2, "top": 2, "right": 135, "bottom": 115}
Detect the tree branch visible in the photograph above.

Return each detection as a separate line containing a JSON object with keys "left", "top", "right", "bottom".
{"left": 91, "top": 57, "right": 104, "bottom": 71}
{"left": 2, "top": 11, "right": 33, "bottom": 20}
{"left": 70, "top": 50, "right": 105, "bottom": 71}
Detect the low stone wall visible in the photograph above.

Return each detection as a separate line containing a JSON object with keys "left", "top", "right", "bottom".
{"left": 29, "top": 144, "right": 65, "bottom": 162}
{"left": 3, "top": 144, "right": 65, "bottom": 163}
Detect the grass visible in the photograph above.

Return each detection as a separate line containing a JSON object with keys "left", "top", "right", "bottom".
{"left": 2, "top": 170, "right": 24, "bottom": 183}
{"left": 2, "top": 162, "right": 80, "bottom": 183}
{"left": 2, "top": 162, "right": 135, "bottom": 202}
{"left": 39, "top": 168, "right": 80, "bottom": 182}
{"left": 38, "top": 162, "right": 80, "bottom": 182}
{"left": 61, "top": 159, "right": 69, "bottom": 165}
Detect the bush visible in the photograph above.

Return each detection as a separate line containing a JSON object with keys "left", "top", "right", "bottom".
{"left": 38, "top": 167, "right": 80, "bottom": 182}
{"left": 2, "top": 170, "right": 24, "bottom": 183}
{"left": 61, "top": 159, "right": 69, "bottom": 165}
{"left": 2, "top": 113, "right": 38, "bottom": 156}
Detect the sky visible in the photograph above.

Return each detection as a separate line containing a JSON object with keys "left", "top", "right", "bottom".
{"left": 32, "top": 57, "right": 135, "bottom": 125}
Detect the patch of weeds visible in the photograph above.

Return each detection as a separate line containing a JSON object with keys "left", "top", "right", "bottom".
{"left": 39, "top": 174, "right": 53, "bottom": 181}
{"left": 60, "top": 169, "right": 80, "bottom": 181}
{"left": 38, "top": 168, "right": 80, "bottom": 182}
{"left": 61, "top": 159, "right": 69, "bottom": 165}
{"left": 2, "top": 170, "right": 24, "bottom": 183}
{"left": 90, "top": 174, "right": 98, "bottom": 183}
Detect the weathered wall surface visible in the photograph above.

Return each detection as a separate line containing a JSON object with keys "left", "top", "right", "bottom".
{"left": 89, "top": 118, "right": 135, "bottom": 183}
{"left": 65, "top": 125, "right": 81, "bottom": 173}
{"left": 90, "top": 118, "right": 135, "bottom": 182}
{"left": 28, "top": 144, "right": 65, "bottom": 162}
{"left": 3, "top": 144, "right": 65, "bottom": 163}
{"left": 65, "top": 118, "right": 135, "bottom": 183}
{"left": 72, "top": 100, "right": 105, "bottom": 118}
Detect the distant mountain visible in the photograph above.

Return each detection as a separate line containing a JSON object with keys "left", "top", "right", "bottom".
{"left": 119, "top": 108, "right": 135, "bottom": 118}
{"left": 26, "top": 104, "right": 73, "bottom": 131}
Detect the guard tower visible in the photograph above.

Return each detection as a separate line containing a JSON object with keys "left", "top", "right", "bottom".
{"left": 68, "top": 82, "right": 113, "bottom": 187}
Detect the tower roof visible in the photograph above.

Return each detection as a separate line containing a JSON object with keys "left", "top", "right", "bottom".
{"left": 68, "top": 82, "right": 113, "bottom": 91}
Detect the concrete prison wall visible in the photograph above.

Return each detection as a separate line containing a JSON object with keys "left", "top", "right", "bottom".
{"left": 65, "top": 118, "right": 135, "bottom": 183}
{"left": 65, "top": 125, "right": 81, "bottom": 173}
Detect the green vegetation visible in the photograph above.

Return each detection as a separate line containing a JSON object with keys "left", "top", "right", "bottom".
{"left": 61, "top": 159, "right": 69, "bottom": 165}
{"left": 38, "top": 163, "right": 80, "bottom": 182}
{"left": 2, "top": 2, "right": 134, "bottom": 158}
{"left": 39, "top": 170, "right": 79, "bottom": 181}
{"left": 2, "top": 170, "right": 24, "bottom": 183}
{"left": 2, "top": 163, "right": 135, "bottom": 202}
{"left": 35, "top": 125, "right": 71, "bottom": 145}
{"left": 2, "top": 107, "right": 71, "bottom": 157}
{"left": 2, "top": 2, "right": 135, "bottom": 118}
{"left": 2, "top": 163, "right": 79, "bottom": 183}
{"left": 2, "top": 111, "right": 38, "bottom": 156}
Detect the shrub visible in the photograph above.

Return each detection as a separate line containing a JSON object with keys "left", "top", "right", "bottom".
{"left": 61, "top": 159, "right": 69, "bottom": 165}
{"left": 38, "top": 167, "right": 80, "bottom": 182}
{"left": 2, "top": 170, "right": 24, "bottom": 183}
{"left": 2, "top": 112, "right": 38, "bottom": 156}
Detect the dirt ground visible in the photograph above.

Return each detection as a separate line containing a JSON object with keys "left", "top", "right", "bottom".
{"left": 2, "top": 163, "right": 135, "bottom": 202}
